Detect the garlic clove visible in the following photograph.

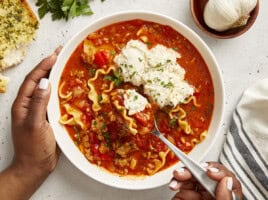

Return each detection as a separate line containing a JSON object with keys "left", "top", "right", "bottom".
{"left": 233, "top": 0, "right": 258, "bottom": 28}
{"left": 240, "top": 0, "right": 258, "bottom": 16}
{"left": 204, "top": 0, "right": 240, "bottom": 31}
{"left": 203, "top": 0, "right": 257, "bottom": 32}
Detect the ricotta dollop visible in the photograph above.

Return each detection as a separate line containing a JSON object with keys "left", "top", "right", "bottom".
{"left": 114, "top": 40, "right": 194, "bottom": 108}
{"left": 123, "top": 89, "right": 149, "bottom": 115}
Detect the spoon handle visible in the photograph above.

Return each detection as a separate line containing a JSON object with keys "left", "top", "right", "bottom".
{"left": 157, "top": 133, "right": 217, "bottom": 198}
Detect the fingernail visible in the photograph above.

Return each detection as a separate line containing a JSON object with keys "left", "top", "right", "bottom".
{"left": 200, "top": 162, "right": 209, "bottom": 169}
{"left": 208, "top": 167, "right": 219, "bottom": 173}
{"left": 54, "top": 46, "right": 62, "bottom": 55}
{"left": 169, "top": 180, "right": 179, "bottom": 189}
{"left": 39, "top": 78, "right": 49, "bottom": 90}
{"left": 175, "top": 167, "right": 185, "bottom": 174}
{"left": 227, "top": 177, "right": 233, "bottom": 191}
{"left": 51, "top": 52, "right": 57, "bottom": 59}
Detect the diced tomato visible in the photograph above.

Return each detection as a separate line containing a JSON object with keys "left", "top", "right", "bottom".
{"left": 116, "top": 95, "right": 124, "bottom": 106}
{"left": 89, "top": 132, "right": 98, "bottom": 143}
{"left": 100, "top": 154, "right": 113, "bottom": 161}
{"left": 194, "top": 91, "right": 200, "bottom": 98}
{"left": 93, "top": 51, "right": 109, "bottom": 68}
{"left": 176, "top": 141, "right": 193, "bottom": 152}
{"left": 107, "top": 122, "right": 119, "bottom": 140}
{"left": 150, "top": 136, "right": 166, "bottom": 152}
{"left": 159, "top": 118, "right": 170, "bottom": 133}
{"left": 81, "top": 101, "right": 92, "bottom": 113}
{"left": 188, "top": 113, "right": 205, "bottom": 128}
{"left": 133, "top": 111, "right": 150, "bottom": 126}
{"left": 91, "top": 143, "right": 100, "bottom": 156}
{"left": 81, "top": 114, "right": 91, "bottom": 128}
{"left": 135, "top": 134, "right": 150, "bottom": 150}
{"left": 204, "top": 80, "right": 212, "bottom": 89}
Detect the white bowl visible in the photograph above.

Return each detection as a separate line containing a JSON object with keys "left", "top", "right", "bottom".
{"left": 48, "top": 11, "right": 224, "bottom": 190}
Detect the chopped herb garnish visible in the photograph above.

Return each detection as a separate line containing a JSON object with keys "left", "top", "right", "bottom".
{"left": 146, "top": 41, "right": 152, "bottom": 47}
{"left": 169, "top": 118, "right": 178, "bottom": 128}
{"left": 114, "top": 78, "right": 122, "bottom": 87}
{"left": 103, "top": 132, "right": 111, "bottom": 148}
{"left": 103, "top": 70, "right": 122, "bottom": 87}
{"left": 154, "top": 77, "right": 161, "bottom": 82}
{"left": 89, "top": 68, "right": 96, "bottom": 77}
{"left": 98, "top": 95, "right": 103, "bottom": 103}
{"left": 163, "top": 81, "right": 174, "bottom": 88}
{"left": 103, "top": 75, "right": 114, "bottom": 81}
{"left": 73, "top": 126, "right": 79, "bottom": 133}
{"left": 130, "top": 71, "right": 136, "bottom": 79}
{"left": 153, "top": 63, "right": 162, "bottom": 68}
{"left": 166, "top": 59, "right": 172, "bottom": 63}
{"left": 101, "top": 123, "right": 107, "bottom": 130}
{"left": 114, "top": 69, "right": 121, "bottom": 78}
{"left": 110, "top": 50, "right": 116, "bottom": 55}
{"left": 73, "top": 126, "right": 81, "bottom": 141}
{"left": 205, "top": 103, "right": 213, "bottom": 117}
{"left": 157, "top": 68, "right": 164, "bottom": 72}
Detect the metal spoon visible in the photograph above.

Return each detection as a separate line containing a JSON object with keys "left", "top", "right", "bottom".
{"left": 152, "top": 119, "right": 240, "bottom": 199}
{"left": 152, "top": 119, "right": 217, "bottom": 198}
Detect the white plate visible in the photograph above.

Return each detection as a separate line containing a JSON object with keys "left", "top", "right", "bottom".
{"left": 47, "top": 10, "right": 224, "bottom": 190}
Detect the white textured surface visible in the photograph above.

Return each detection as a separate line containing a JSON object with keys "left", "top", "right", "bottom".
{"left": 0, "top": 0, "right": 268, "bottom": 199}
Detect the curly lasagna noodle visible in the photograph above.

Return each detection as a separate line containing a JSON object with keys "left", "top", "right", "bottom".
{"left": 58, "top": 20, "right": 214, "bottom": 176}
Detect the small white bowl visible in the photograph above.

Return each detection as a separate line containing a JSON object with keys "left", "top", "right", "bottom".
{"left": 47, "top": 11, "right": 224, "bottom": 190}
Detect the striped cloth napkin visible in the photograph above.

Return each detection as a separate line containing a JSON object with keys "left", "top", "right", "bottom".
{"left": 219, "top": 79, "right": 268, "bottom": 200}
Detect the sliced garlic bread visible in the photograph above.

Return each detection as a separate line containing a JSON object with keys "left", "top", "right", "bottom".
{"left": 0, "top": 0, "right": 39, "bottom": 71}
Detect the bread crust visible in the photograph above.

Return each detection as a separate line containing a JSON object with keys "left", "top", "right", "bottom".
{"left": 0, "top": 0, "right": 39, "bottom": 71}
{"left": 0, "top": 73, "right": 9, "bottom": 93}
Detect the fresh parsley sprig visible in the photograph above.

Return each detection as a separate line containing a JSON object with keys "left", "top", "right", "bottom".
{"left": 36, "top": 0, "right": 94, "bottom": 21}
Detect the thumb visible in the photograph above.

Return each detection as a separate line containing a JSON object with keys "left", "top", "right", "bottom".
{"left": 29, "top": 78, "right": 51, "bottom": 123}
{"left": 216, "top": 177, "right": 233, "bottom": 200}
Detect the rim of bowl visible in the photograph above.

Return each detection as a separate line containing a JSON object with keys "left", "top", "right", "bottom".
{"left": 190, "top": 0, "right": 260, "bottom": 39}
{"left": 47, "top": 10, "right": 225, "bottom": 190}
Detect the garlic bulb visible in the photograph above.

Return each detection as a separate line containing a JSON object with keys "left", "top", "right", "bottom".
{"left": 203, "top": 0, "right": 258, "bottom": 32}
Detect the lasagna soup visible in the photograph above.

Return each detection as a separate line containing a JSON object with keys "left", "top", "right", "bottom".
{"left": 58, "top": 19, "right": 214, "bottom": 176}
